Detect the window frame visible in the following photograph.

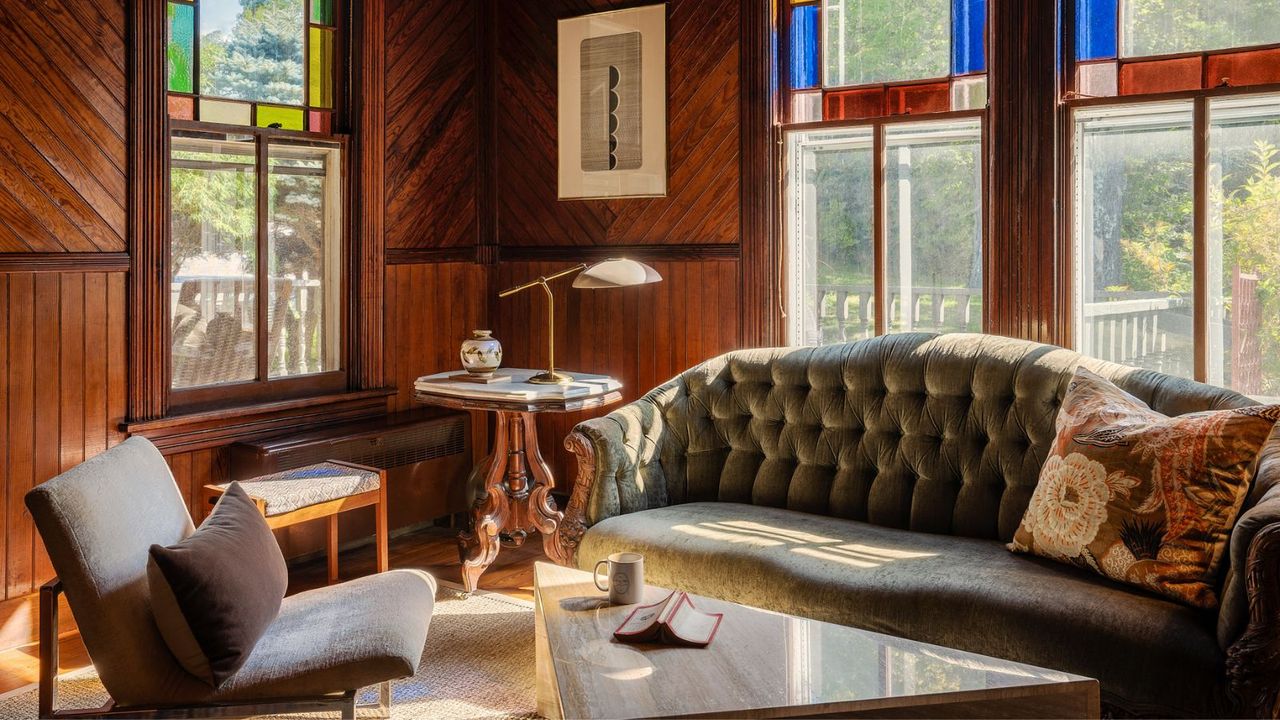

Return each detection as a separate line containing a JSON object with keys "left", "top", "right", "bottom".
{"left": 783, "top": 110, "right": 988, "bottom": 344}
{"left": 167, "top": 120, "right": 349, "bottom": 412}
{"left": 1060, "top": 0, "right": 1280, "bottom": 384}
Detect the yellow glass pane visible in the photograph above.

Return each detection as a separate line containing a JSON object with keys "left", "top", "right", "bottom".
{"left": 257, "top": 105, "right": 305, "bottom": 130}
{"left": 309, "top": 26, "right": 334, "bottom": 109}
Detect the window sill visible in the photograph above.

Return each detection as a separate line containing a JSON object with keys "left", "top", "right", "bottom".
{"left": 123, "top": 388, "right": 396, "bottom": 455}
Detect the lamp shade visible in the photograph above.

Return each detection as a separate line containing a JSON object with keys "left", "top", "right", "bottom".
{"left": 571, "top": 258, "right": 662, "bottom": 289}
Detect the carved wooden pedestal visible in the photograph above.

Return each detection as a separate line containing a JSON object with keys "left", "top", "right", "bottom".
{"left": 414, "top": 369, "right": 622, "bottom": 592}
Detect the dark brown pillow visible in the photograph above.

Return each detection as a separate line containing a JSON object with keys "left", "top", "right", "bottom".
{"left": 147, "top": 482, "right": 287, "bottom": 687}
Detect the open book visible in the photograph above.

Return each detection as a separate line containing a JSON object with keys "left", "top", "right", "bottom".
{"left": 613, "top": 591, "right": 724, "bottom": 648}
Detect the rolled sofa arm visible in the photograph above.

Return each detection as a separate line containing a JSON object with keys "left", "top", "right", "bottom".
{"left": 1225, "top": 426, "right": 1280, "bottom": 718}
{"left": 555, "top": 388, "right": 685, "bottom": 567}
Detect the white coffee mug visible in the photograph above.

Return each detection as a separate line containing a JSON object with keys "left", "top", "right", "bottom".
{"left": 593, "top": 552, "right": 645, "bottom": 605}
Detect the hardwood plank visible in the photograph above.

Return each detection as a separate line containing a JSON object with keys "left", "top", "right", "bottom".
{"left": 58, "top": 276, "right": 84, "bottom": 475}
{"left": 32, "top": 274, "right": 60, "bottom": 586}
{"left": 82, "top": 273, "right": 108, "bottom": 459}
{"left": 6, "top": 274, "right": 34, "bottom": 597}
{"left": 0, "top": 275, "right": 8, "bottom": 601}
{"left": 106, "top": 272, "right": 126, "bottom": 448}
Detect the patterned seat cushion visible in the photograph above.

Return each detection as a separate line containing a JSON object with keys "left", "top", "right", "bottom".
{"left": 214, "top": 463, "right": 380, "bottom": 517}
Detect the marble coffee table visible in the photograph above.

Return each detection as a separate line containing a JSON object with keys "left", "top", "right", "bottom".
{"left": 533, "top": 562, "right": 1099, "bottom": 719}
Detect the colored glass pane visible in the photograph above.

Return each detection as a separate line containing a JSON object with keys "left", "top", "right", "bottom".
{"left": 1075, "top": 0, "right": 1117, "bottom": 61}
{"left": 1122, "top": 0, "right": 1280, "bottom": 58}
{"left": 1118, "top": 57, "right": 1201, "bottom": 95}
{"left": 1076, "top": 61, "right": 1118, "bottom": 97}
{"left": 257, "top": 104, "right": 305, "bottom": 130}
{"left": 309, "top": 26, "right": 334, "bottom": 108}
{"left": 951, "top": 0, "right": 985, "bottom": 75}
{"left": 792, "top": 92, "right": 822, "bottom": 123}
{"left": 308, "top": 110, "right": 333, "bottom": 133}
{"left": 167, "top": 2, "right": 195, "bottom": 93}
{"left": 200, "top": 0, "right": 305, "bottom": 106}
{"left": 824, "top": 88, "right": 885, "bottom": 120}
{"left": 950, "top": 76, "right": 987, "bottom": 110}
{"left": 1206, "top": 48, "right": 1280, "bottom": 90}
{"left": 790, "top": 4, "right": 819, "bottom": 90}
{"left": 168, "top": 94, "right": 195, "bottom": 120}
{"left": 311, "top": 0, "right": 333, "bottom": 26}
{"left": 887, "top": 83, "right": 950, "bottom": 115}
{"left": 200, "top": 98, "right": 253, "bottom": 125}
{"left": 823, "top": 0, "right": 949, "bottom": 86}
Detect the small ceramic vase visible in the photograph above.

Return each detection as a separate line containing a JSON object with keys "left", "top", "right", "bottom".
{"left": 460, "top": 330, "right": 502, "bottom": 377}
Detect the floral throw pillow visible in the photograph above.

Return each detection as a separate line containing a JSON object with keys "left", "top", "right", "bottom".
{"left": 1009, "top": 367, "right": 1280, "bottom": 608}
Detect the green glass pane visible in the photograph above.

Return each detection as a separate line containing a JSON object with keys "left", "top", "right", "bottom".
{"left": 256, "top": 105, "right": 305, "bottom": 130}
{"left": 167, "top": 2, "right": 195, "bottom": 93}
{"left": 311, "top": 0, "right": 333, "bottom": 26}
{"left": 309, "top": 26, "right": 334, "bottom": 109}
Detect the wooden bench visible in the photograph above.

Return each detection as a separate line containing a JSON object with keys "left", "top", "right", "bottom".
{"left": 202, "top": 460, "right": 388, "bottom": 584}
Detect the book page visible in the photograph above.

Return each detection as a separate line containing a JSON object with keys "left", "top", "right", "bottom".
{"left": 615, "top": 591, "right": 677, "bottom": 636}
{"left": 667, "top": 595, "right": 722, "bottom": 645}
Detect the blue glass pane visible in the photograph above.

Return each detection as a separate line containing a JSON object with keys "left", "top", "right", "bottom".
{"left": 951, "top": 0, "right": 986, "bottom": 75}
{"left": 790, "top": 4, "right": 819, "bottom": 90}
{"left": 1076, "top": 0, "right": 1118, "bottom": 60}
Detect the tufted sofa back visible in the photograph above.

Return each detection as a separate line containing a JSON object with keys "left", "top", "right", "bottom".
{"left": 644, "top": 333, "right": 1252, "bottom": 542}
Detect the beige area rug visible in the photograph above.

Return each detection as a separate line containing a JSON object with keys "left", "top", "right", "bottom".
{"left": 0, "top": 584, "right": 539, "bottom": 720}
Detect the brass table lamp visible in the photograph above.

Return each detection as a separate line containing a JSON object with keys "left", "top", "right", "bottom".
{"left": 498, "top": 258, "right": 661, "bottom": 384}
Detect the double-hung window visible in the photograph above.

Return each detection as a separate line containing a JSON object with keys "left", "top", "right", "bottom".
{"left": 782, "top": 0, "right": 987, "bottom": 347}
{"left": 1068, "top": 0, "right": 1280, "bottom": 399}
{"left": 165, "top": 0, "right": 344, "bottom": 407}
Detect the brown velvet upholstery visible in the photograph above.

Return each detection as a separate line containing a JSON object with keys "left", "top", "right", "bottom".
{"left": 570, "top": 333, "right": 1267, "bottom": 717}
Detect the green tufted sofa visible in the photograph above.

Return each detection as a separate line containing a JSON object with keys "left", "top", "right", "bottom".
{"left": 554, "top": 333, "right": 1280, "bottom": 718}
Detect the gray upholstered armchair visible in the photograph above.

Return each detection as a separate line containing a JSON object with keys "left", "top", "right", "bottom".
{"left": 26, "top": 436, "right": 436, "bottom": 718}
{"left": 556, "top": 333, "right": 1280, "bottom": 717}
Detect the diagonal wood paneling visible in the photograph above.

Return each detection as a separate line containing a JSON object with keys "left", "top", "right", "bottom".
{"left": 0, "top": 0, "right": 126, "bottom": 254}
{"left": 384, "top": 0, "right": 479, "bottom": 249}
{"left": 494, "top": 0, "right": 741, "bottom": 246}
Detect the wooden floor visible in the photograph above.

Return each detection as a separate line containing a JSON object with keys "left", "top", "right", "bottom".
{"left": 0, "top": 526, "right": 545, "bottom": 696}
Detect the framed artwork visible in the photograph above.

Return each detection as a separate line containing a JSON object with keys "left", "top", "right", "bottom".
{"left": 558, "top": 4, "right": 667, "bottom": 200}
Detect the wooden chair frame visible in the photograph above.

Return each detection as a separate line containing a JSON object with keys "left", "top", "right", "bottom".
{"left": 38, "top": 578, "right": 391, "bottom": 719}
{"left": 202, "top": 460, "right": 390, "bottom": 583}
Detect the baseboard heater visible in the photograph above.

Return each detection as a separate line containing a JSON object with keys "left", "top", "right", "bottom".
{"left": 228, "top": 409, "right": 474, "bottom": 529}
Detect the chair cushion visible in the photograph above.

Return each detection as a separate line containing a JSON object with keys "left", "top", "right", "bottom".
{"left": 215, "top": 463, "right": 381, "bottom": 517}
{"left": 579, "top": 502, "right": 1226, "bottom": 717}
{"left": 148, "top": 482, "right": 288, "bottom": 687}
{"left": 208, "top": 569, "right": 436, "bottom": 703}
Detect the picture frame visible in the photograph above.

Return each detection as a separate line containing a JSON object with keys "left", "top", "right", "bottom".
{"left": 557, "top": 4, "right": 667, "bottom": 200}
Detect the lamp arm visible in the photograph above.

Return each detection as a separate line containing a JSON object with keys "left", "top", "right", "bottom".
{"left": 497, "top": 263, "right": 587, "bottom": 298}
{"left": 541, "top": 280, "right": 555, "bottom": 378}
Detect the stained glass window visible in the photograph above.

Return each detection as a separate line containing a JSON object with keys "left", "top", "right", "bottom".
{"left": 165, "top": 0, "right": 338, "bottom": 133}
{"left": 1072, "top": 0, "right": 1280, "bottom": 99}
{"left": 786, "top": 0, "right": 988, "bottom": 121}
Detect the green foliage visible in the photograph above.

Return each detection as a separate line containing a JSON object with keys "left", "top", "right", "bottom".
{"left": 1123, "top": 0, "right": 1280, "bottom": 57}
{"left": 200, "top": 0, "right": 305, "bottom": 105}
{"left": 824, "top": 0, "right": 949, "bottom": 85}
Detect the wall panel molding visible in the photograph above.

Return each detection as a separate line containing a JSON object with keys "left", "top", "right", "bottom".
{"left": 739, "top": 0, "right": 782, "bottom": 348}
{"left": 386, "top": 247, "right": 480, "bottom": 265}
{"left": 499, "top": 244, "right": 741, "bottom": 263}
{"left": 0, "top": 253, "right": 130, "bottom": 273}
{"left": 351, "top": 0, "right": 387, "bottom": 390}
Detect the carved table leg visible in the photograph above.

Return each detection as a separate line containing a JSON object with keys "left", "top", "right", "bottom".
{"left": 457, "top": 410, "right": 568, "bottom": 590}
{"left": 458, "top": 412, "right": 512, "bottom": 592}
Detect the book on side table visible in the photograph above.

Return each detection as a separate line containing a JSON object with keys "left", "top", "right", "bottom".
{"left": 614, "top": 590, "right": 723, "bottom": 647}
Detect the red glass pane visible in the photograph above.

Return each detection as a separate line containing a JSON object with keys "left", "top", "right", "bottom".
{"left": 308, "top": 110, "right": 332, "bottom": 133}
{"left": 1118, "top": 57, "right": 1201, "bottom": 95}
{"left": 1206, "top": 48, "right": 1280, "bottom": 89}
{"left": 824, "top": 88, "right": 884, "bottom": 120}
{"left": 886, "top": 82, "right": 950, "bottom": 115}
{"left": 167, "top": 94, "right": 194, "bottom": 120}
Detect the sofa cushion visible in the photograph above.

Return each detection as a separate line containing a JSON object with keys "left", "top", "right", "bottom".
{"left": 579, "top": 502, "right": 1226, "bottom": 717}
{"left": 1009, "top": 368, "right": 1278, "bottom": 609}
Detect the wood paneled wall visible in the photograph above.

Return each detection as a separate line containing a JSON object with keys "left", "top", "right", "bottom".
{"left": 0, "top": 271, "right": 128, "bottom": 600}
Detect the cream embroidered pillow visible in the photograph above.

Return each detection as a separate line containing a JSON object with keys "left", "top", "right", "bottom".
{"left": 1009, "top": 367, "right": 1279, "bottom": 608}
